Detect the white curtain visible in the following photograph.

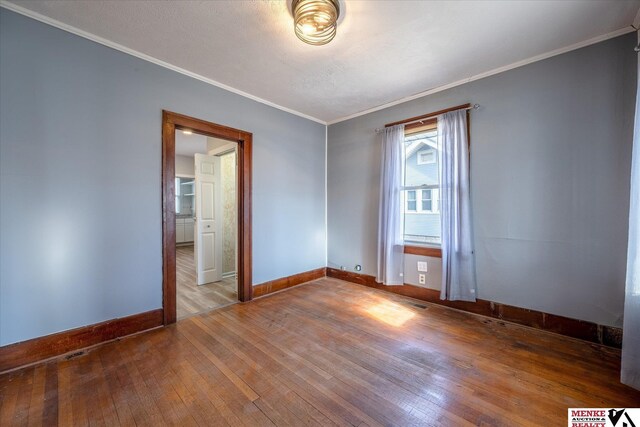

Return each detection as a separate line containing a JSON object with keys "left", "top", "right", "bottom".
{"left": 438, "top": 110, "right": 477, "bottom": 301}
{"left": 376, "top": 124, "right": 405, "bottom": 285}
{"left": 622, "top": 44, "right": 640, "bottom": 391}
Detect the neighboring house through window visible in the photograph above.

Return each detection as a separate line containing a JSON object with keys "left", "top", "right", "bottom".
{"left": 402, "top": 123, "right": 441, "bottom": 245}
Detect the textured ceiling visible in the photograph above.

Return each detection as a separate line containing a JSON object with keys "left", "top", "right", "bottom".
{"left": 6, "top": 0, "right": 640, "bottom": 123}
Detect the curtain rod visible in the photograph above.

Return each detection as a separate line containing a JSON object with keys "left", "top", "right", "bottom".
{"left": 375, "top": 103, "right": 480, "bottom": 134}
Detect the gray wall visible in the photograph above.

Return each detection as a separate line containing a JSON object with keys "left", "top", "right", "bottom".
{"left": 328, "top": 33, "right": 637, "bottom": 328}
{"left": 0, "top": 9, "right": 326, "bottom": 346}
{"left": 403, "top": 254, "right": 442, "bottom": 291}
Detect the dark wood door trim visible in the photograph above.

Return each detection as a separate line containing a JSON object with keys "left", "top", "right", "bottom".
{"left": 162, "top": 111, "right": 252, "bottom": 325}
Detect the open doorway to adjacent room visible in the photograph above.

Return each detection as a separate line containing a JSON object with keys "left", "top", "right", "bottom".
{"left": 174, "top": 130, "right": 239, "bottom": 319}
{"left": 162, "top": 111, "right": 252, "bottom": 325}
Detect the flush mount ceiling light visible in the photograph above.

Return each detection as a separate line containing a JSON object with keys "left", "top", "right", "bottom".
{"left": 292, "top": 0, "right": 340, "bottom": 46}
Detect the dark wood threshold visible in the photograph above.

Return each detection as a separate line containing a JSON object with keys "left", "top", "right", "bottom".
{"left": 404, "top": 245, "right": 442, "bottom": 257}
{"left": 0, "top": 309, "right": 164, "bottom": 373}
{"left": 326, "top": 268, "right": 622, "bottom": 348}
{"left": 253, "top": 267, "right": 327, "bottom": 298}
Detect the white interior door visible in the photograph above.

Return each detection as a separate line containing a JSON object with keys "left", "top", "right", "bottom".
{"left": 194, "top": 153, "right": 222, "bottom": 285}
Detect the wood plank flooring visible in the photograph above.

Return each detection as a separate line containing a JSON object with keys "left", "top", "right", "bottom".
{"left": 177, "top": 245, "right": 237, "bottom": 319}
{"left": 2, "top": 277, "right": 639, "bottom": 426}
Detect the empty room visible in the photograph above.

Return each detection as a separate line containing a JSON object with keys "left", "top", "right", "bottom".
{"left": 1, "top": 1, "right": 640, "bottom": 425}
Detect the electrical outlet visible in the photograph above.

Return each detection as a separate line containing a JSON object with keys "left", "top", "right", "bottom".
{"left": 418, "top": 274, "right": 426, "bottom": 285}
{"left": 417, "top": 261, "right": 428, "bottom": 272}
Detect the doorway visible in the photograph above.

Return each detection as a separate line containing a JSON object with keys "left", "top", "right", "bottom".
{"left": 174, "top": 131, "right": 238, "bottom": 318}
{"left": 162, "top": 111, "right": 252, "bottom": 325}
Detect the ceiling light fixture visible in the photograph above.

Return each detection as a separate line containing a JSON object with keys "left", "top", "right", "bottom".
{"left": 182, "top": 130, "right": 193, "bottom": 135}
{"left": 292, "top": 0, "right": 340, "bottom": 46}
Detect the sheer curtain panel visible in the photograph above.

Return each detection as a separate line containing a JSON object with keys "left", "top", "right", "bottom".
{"left": 622, "top": 42, "right": 640, "bottom": 391}
{"left": 438, "top": 110, "right": 477, "bottom": 301}
{"left": 376, "top": 124, "right": 405, "bottom": 285}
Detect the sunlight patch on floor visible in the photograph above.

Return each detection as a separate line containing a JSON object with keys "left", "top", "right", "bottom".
{"left": 364, "top": 300, "right": 416, "bottom": 327}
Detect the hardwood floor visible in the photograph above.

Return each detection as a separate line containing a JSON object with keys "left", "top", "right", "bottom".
{"left": 177, "top": 245, "right": 237, "bottom": 319}
{"left": 1, "top": 277, "right": 639, "bottom": 426}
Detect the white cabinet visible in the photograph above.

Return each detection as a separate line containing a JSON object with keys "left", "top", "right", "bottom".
{"left": 184, "top": 218, "right": 194, "bottom": 243}
{"left": 176, "top": 218, "right": 194, "bottom": 244}
{"left": 176, "top": 218, "right": 185, "bottom": 243}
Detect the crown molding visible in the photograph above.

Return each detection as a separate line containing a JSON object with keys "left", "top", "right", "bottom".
{"left": 0, "top": 0, "right": 328, "bottom": 125}
{"left": 327, "top": 25, "right": 637, "bottom": 125}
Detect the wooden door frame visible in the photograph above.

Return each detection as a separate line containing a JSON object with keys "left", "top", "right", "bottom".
{"left": 162, "top": 110, "right": 252, "bottom": 325}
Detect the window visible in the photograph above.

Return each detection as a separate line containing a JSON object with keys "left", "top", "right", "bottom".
{"left": 417, "top": 149, "right": 436, "bottom": 165}
{"left": 175, "top": 177, "right": 195, "bottom": 215}
{"left": 406, "top": 190, "right": 417, "bottom": 211}
{"left": 421, "top": 189, "right": 432, "bottom": 212}
{"left": 402, "top": 128, "right": 441, "bottom": 245}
